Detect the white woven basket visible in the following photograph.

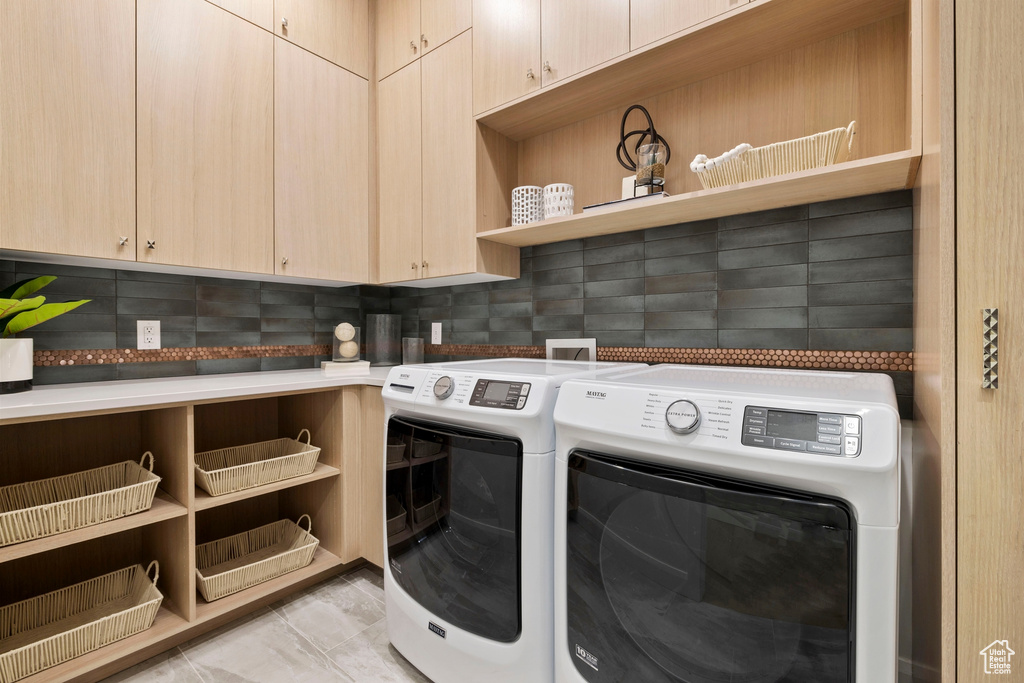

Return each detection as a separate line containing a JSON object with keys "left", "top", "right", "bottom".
{"left": 0, "top": 561, "right": 162, "bottom": 683}
{"left": 512, "top": 186, "right": 544, "bottom": 225}
{"left": 195, "top": 515, "right": 319, "bottom": 602}
{"left": 194, "top": 429, "right": 320, "bottom": 497}
{"left": 543, "top": 183, "right": 575, "bottom": 218}
{"left": 690, "top": 121, "right": 857, "bottom": 189}
{"left": 0, "top": 453, "right": 161, "bottom": 547}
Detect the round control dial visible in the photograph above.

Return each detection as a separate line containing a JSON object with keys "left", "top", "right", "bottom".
{"left": 665, "top": 399, "right": 701, "bottom": 434}
{"left": 432, "top": 376, "right": 454, "bottom": 400}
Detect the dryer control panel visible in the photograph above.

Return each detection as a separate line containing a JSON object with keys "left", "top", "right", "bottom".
{"left": 469, "top": 379, "right": 532, "bottom": 410}
{"left": 742, "top": 405, "right": 861, "bottom": 457}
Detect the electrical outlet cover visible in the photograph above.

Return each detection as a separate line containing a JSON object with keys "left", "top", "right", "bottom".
{"left": 431, "top": 322, "right": 443, "bottom": 345}
{"left": 137, "top": 320, "right": 161, "bottom": 350}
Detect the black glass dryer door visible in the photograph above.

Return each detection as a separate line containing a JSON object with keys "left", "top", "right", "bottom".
{"left": 386, "top": 416, "right": 523, "bottom": 642}
{"left": 565, "top": 451, "right": 854, "bottom": 683}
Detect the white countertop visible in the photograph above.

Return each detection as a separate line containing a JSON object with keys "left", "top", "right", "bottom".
{"left": 0, "top": 367, "right": 391, "bottom": 422}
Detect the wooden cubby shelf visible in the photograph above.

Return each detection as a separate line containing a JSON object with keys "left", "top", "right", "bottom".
{"left": 0, "top": 490, "right": 187, "bottom": 565}
{"left": 478, "top": 151, "right": 919, "bottom": 247}
{"left": 193, "top": 462, "right": 341, "bottom": 511}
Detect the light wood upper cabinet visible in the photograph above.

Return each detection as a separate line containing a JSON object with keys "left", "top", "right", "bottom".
{"left": 0, "top": 0, "right": 135, "bottom": 261}
{"left": 276, "top": 0, "right": 369, "bottom": 78}
{"left": 275, "top": 40, "right": 369, "bottom": 282}
{"left": 630, "top": 0, "right": 747, "bottom": 51}
{"left": 206, "top": 0, "right": 274, "bottom": 31}
{"left": 541, "top": 0, "right": 629, "bottom": 87}
{"left": 376, "top": 61, "right": 423, "bottom": 284}
{"left": 421, "top": 30, "right": 475, "bottom": 277}
{"left": 473, "top": 0, "right": 540, "bottom": 114}
{"left": 138, "top": 0, "right": 274, "bottom": 274}
{"left": 421, "top": 0, "right": 472, "bottom": 55}
{"left": 377, "top": 0, "right": 420, "bottom": 80}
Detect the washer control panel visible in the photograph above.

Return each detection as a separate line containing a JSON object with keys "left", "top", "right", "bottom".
{"left": 665, "top": 399, "right": 701, "bottom": 434}
{"left": 469, "top": 379, "right": 532, "bottom": 410}
{"left": 741, "top": 405, "right": 862, "bottom": 457}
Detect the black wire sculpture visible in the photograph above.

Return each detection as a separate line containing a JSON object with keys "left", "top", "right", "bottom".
{"left": 615, "top": 104, "right": 671, "bottom": 172}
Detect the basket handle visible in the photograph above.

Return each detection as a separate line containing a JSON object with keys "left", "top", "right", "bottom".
{"left": 297, "top": 514, "right": 313, "bottom": 533}
{"left": 296, "top": 428, "right": 312, "bottom": 445}
{"left": 146, "top": 560, "right": 160, "bottom": 587}
{"left": 845, "top": 120, "right": 857, "bottom": 154}
{"left": 139, "top": 451, "right": 155, "bottom": 472}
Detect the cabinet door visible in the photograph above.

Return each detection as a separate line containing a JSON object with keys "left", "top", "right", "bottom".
{"left": 421, "top": 0, "right": 472, "bottom": 56}
{"left": 0, "top": 0, "right": 135, "bottom": 261}
{"left": 541, "top": 0, "right": 629, "bottom": 87}
{"left": 473, "top": 0, "right": 540, "bottom": 114}
{"left": 276, "top": 0, "right": 369, "bottom": 78}
{"left": 207, "top": 0, "right": 273, "bottom": 31}
{"left": 275, "top": 40, "right": 369, "bottom": 282}
{"left": 377, "top": 62, "right": 423, "bottom": 284}
{"left": 376, "top": 0, "right": 420, "bottom": 80}
{"left": 421, "top": 30, "right": 475, "bottom": 279}
{"left": 138, "top": 0, "right": 274, "bottom": 274}
{"left": 630, "top": 0, "right": 746, "bottom": 51}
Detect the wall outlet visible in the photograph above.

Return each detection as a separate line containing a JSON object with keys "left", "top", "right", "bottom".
{"left": 431, "top": 322, "right": 443, "bottom": 345}
{"left": 137, "top": 320, "right": 161, "bottom": 349}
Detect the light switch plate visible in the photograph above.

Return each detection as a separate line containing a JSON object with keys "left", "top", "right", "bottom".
{"left": 137, "top": 320, "right": 161, "bottom": 349}
{"left": 431, "top": 322, "right": 443, "bottom": 344}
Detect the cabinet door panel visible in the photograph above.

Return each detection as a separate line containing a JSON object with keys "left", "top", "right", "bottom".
{"left": 421, "top": 0, "right": 472, "bottom": 56}
{"left": 0, "top": 0, "right": 135, "bottom": 260}
{"left": 207, "top": 0, "right": 274, "bottom": 31}
{"left": 138, "top": 0, "right": 274, "bottom": 273}
{"left": 276, "top": 0, "right": 369, "bottom": 78}
{"left": 472, "top": 0, "right": 540, "bottom": 114}
{"left": 630, "top": 0, "right": 746, "bottom": 51}
{"left": 376, "top": 0, "right": 420, "bottom": 80}
{"left": 275, "top": 41, "right": 369, "bottom": 282}
{"left": 377, "top": 63, "right": 423, "bottom": 284}
{"left": 421, "top": 31, "right": 475, "bottom": 278}
{"left": 541, "top": 0, "right": 629, "bottom": 87}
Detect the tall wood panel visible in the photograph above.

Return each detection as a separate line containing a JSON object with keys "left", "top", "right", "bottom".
{"left": 376, "top": 0, "right": 420, "bottom": 80}
{"left": 207, "top": 0, "right": 273, "bottom": 30}
{"left": 540, "top": 0, "right": 629, "bottom": 87}
{"left": 0, "top": 0, "right": 135, "bottom": 261}
{"left": 276, "top": 0, "right": 369, "bottom": 78}
{"left": 137, "top": 0, "right": 274, "bottom": 274}
{"left": 630, "top": 0, "right": 746, "bottom": 51}
{"left": 956, "top": 0, "right": 1024, "bottom": 680}
{"left": 421, "top": 0, "right": 472, "bottom": 55}
{"left": 472, "top": 0, "right": 540, "bottom": 114}
{"left": 275, "top": 41, "right": 369, "bottom": 282}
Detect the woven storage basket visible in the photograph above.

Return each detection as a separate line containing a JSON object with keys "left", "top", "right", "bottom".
{"left": 195, "top": 515, "right": 319, "bottom": 602}
{"left": 0, "top": 561, "right": 162, "bottom": 683}
{"left": 690, "top": 121, "right": 857, "bottom": 190}
{"left": 0, "top": 453, "right": 161, "bottom": 547}
{"left": 194, "top": 429, "right": 320, "bottom": 497}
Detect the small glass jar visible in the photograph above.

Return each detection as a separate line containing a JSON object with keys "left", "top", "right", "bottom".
{"left": 332, "top": 323, "right": 361, "bottom": 362}
{"left": 636, "top": 143, "right": 667, "bottom": 191}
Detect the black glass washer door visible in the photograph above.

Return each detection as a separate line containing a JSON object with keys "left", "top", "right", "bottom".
{"left": 387, "top": 416, "right": 523, "bottom": 642}
{"left": 566, "top": 451, "right": 854, "bottom": 683}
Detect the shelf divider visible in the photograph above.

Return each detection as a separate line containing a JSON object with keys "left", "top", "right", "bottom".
{"left": 193, "top": 462, "right": 341, "bottom": 511}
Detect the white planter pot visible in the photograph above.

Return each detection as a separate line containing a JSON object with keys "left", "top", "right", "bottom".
{"left": 0, "top": 338, "right": 33, "bottom": 393}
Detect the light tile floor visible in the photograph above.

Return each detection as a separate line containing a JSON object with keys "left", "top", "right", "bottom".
{"left": 104, "top": 567, "right": 431, "bottom": 683}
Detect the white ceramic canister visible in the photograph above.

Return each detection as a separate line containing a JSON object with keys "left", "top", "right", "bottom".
{"left": 512, "top": 185, "right": 544, "bottom": 225}
{"left": 543, "top": 183, "right": 575, "bottom": 218}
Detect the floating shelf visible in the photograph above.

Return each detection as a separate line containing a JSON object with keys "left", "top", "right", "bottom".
{"left": 477, "top": 151, "right": 919, "bottom": 247}
{"left": 476, "top": 0, "right": 907, "bottom": 140}
{"left": 0, "top": 490, "right": 187, "bottom": 565}
{"left": 194, "top": 463, "right": 340, "bottom": 511}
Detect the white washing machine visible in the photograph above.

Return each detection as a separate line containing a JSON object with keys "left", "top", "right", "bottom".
{"left": 553, "top": 364, "right": 901, "bottom": 683}
{"left": 381, "top": 359, "right": 644, "bottom": 683}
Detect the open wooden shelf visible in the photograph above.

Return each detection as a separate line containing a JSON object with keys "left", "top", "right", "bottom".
{"left": 478, "top": 151, "right": 919, "bottom": 247}
{"left": 0, "top": 490, "right": 187, "bottom": 565}
{"left": 193, "top": 462, "right": 341, "bottom": 511}
{"left": 476, "top": 0, "right": 907, "bottom": 140}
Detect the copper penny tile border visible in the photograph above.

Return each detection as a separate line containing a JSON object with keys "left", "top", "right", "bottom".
{"left": 35, "top": 344, "right": 913, "bottom": 373}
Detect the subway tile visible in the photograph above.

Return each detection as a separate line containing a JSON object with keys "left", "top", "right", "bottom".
{"left": 583, "top": 296, "right": 644, "bottom": 314}
{"left": 260, "top": 289, "right": 315, "bottom": 306}
{"left": 718, "top": 242, "right": 807, "bottom": 271}
{"left": 117, "top": 330, "right": 196, "bottom": 349}
{"left": 9, "top": 274, "right": 116, "bottom": 298}
{"left": 808, "top": 207, "right": 912, "bottom": 241}
{"left": 197, "top": 300, "right": 260, "bottom": 318}
{"left": 888, "top": 371, "right": 913, "bottom": 395}
{"left": 593, "top": 330, "right": 646, "bottom": 346}
{"left": 453, "top": 290, "right": 490, "bottom": 306}
{"left": 584, "top": 278, "right": 644, "bottom": 298}
{"left": 314, "top": 306, "right": 361, "bottom": 322}
{"left": 313, "top": 291, "right": 361, "bottom": 309}
{"left": 809, "top": 328, "right": 913, "bottom": 351}
{"left": 452, "top": 318, "right": 489, "bottom": 332}
{"left": 26, "top": 331, "right": 117, "bottom": 350}
{"left": 389, "top": 296, "right": 421, "bottom": 313}
{"left": 488, "top": 330, "right": 533, "bottom": 345}
{"left": 584, "top": 242, "right": 645, "bottom": 266}
{"left": 534, "top": 299, "right": 584, "bottom": 316}
{"left": 533, "top": 267, "right": 583, "bottom": 286}
{"left": 261, "top": 356, "right": 316, "bottom": 371}
{"left": 259, "top": 280, "right": 319, "bottom": 293}
{"left": 260, "top": 304, "right": 314, "bottom": 319}
{"left": 490, "top": 317, "right": 534, "bottom": 331}
{"left": 644, "top": 219, "right": 718, "bottom": 242}
{"left": 809, "top": 304, "right": 913, "bottom": 329}
{"left": 261, "top": 317, "right": 315, "bottom": 333}
{"left": 808, "top": 190, "right": 912, "bottom": 218}
{"left": 116, "top": 270, "right": 195, "bottom": 285}
{"left": 808, "top": 280, "right": 913, "bottom": 306}
{"left": 416, "top": 306, "right": 451, "bottom": 320}
{"left": 584, "top": 232, "right": 644, "bottom": 249}
{"left": 534, "top": 283, "right": 584, "bottom": 300}
{"left": 116, "top": 315, "right": 194, "bottom": 332}
{"left": 261, "top": 331, "right": 315, "bottom": 345}
{"left": 719, "top": 307, "right": 807, "bottom": 329}
{"left": 0, "top": 272, "right": 15, "bottom": 290}
{"left": 197, "top": 284, "right": 261, "bottom": 304}
{"left": 520, "top": 257, "right": 533, "bottom": 274}
{"left": 533, "top": 330, "right": 590, "bottom": 346}
{"left": 489, "top": 288, "right": 532, "bottom": 304}
{"left": 35, "top": 313, "right": 115, "bottom": 332}
{"left": 15, "top": 261, "right": 116, "bottom": 279}
{"left": 451, "top": 331, "right": 490, "bottom": 344}
{"left": 584, "top": 313, "right": 644, "bottom": 330}
{"left": 645, "top": 271, "right": 717, "bottom": 295}
{"left": 644, "top": 310, "right": 717, "bottom": 330}
{"left": 32, "top": 364, "right": 118, "bottom": 385}
{"left": 452, "top": 304, "right": 490, "bottom": 319}
{"left": 645, "top": 330, "right": 718, "bottom": 347}
{"left": 718, "top": 264, "right": 808, "bottom": 290}
{"left": 807, "top": 256, "right": 912, "bottom": 284}
{"left": 644, "top": 232, "right": 717, "bottom": 259}
{"left": 719, "top": 329, "right": 808, "bottom": 349}
{"left": 808, "top": 232, "right": 913, "bottom": 262}
{"left": 196, "top": 331, "right": 261, "bottom": 346}
{"left": 718, "top": 221, "right": 808, "bottom": 251}
{"left": 719, "top": 205, "right": 808, "bottom": 230}
{"left": 0, "top": 260, "right": 14, "bottom": 272}
{"left": 197, "top": 358, "right": 262, "bottom": 375}
{"left": 644, "top": 252, "right": 718, "bottom": 277}
{"left": 533, "top": 250, "right": 583, "bottom": 271}
{"left": 489, "top": 301, "right": 533, "bottom": 317}
{"left": 718, "top": 285, "right": 807, "bottom": 309}
{"left": 532, "top": 239, "right": 583, "bottom": 256}
{"left": 491, "top": 272, "right": 532, "bottom": 289}
{"left": 644, "top": 291, "right": 717, "bottom": 312}
{"left": 418, "top": 293, "right": 452, "bottom": 307}
{"left": 519, "top": 246, "right": 534, "bottom": 258}
{"left": 117, "top": 360, "right": 197, "bottom": 380}
{"left": 198, "top": 316, "right": 260, "bottom": 332}
{"left": 196, "top": 276, "right": 260, "bottom": 289}
{"left": 531, "top": 315, "right": 583, "bottom": 331}
{"left": 117, "top": 279, "right": 195, "bottom": 300}
{"left": 584, "top": 260, "right": 644, "bottom": 282}
{"left": 63, "top": 297, "right": 115, "bottom": 315}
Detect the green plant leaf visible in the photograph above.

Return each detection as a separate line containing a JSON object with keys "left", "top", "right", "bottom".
{"left": 3, "top": 300, "right": 89, "bottom": 338}
{"left": 0, "top": 296, "right": 45, "bottom": 321}
{"left": 0, "top": 276, "right": 55, "bottom": 300}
